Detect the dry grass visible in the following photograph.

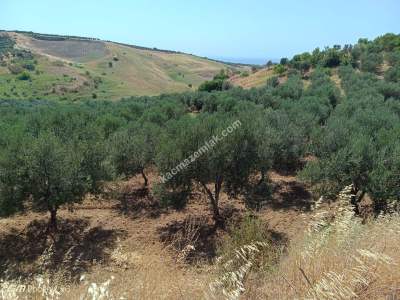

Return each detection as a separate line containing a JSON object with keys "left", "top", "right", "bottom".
{"left": 0, "top": 241, "right": 208, "bottom": 300}
{"left": 1, "top": 184, "right": 399, "bottom": 299}
{"left": 9, "top": 31, "right": 245, "bottom": 98}
{"left": 230, "top": 68, "right": 281, "bottom": 88}
{"left": 245, "top": 185, "right": 400, "bottom": 299}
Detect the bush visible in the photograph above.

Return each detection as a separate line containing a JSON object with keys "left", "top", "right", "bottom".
{"left": 22, "top": 62, "right": 35, "bottom": 71}
{"left": 280, "top": 57, "right": 288, "bottom": 65}
{"left": 273, "top": 64, "right": 286, "bottom": 76}
{"left": 385, "top": 65, "right": 400, "bottom": 83}
{"left": 210, "top": 215, "right": 280, "bottom": 298}
{"left": 218, "top": 215, "right": 273, "bottom": 255}
{"left": 198, "top": 79, "right": 224, "bottom": 92}
{"left": 360, "top": 52, "right": 383, "bottom": 73}
{"left": 386, "top": 51, "right": 400, "bottom": 66}
{"left": 17, "top": 71, "right": 31, "bottom": 80}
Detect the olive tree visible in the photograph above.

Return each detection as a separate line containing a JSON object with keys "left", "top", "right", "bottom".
{"left": 110, "top": 122, "right": 159, "bottom": 187}
{"left": 157, "top": 113, "right": 257, "bottom": 224}
{"left": 0, "top": 132, "right": 96, "bottom": 229}
{"left": 0, "top": 131, "right": 28, "bottom": 217}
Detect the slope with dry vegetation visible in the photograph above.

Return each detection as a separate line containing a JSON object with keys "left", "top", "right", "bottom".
{"left": 0, "top": 32, "right": 399, "bottom": 300}
{"left": 0, "top": 31, "right": 247, "bottom": 100}
{"left": 0, "top": 178, "right": 398, "bottom": 299}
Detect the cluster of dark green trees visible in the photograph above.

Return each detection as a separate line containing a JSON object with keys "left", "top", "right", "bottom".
{"left": 198, "top": 70, "right": 232, "bottom": 92}
{"left": 275, "top": 33, "right": 400, "bottom": 76}
{"left": 0, "top": 33, "right": 399, "bottom": 227}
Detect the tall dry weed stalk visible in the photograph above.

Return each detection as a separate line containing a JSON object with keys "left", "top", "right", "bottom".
{"left": 206, "top": 215, "right": 278, "bottom": 300}
{"left": 207, "top": 241, "right": 270, "bottom": 300}
{"left": 250, "top": 184, "right": 400, "bottom": 299}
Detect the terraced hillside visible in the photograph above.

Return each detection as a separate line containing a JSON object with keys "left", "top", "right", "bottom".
{"left": 0, "top": 31, "right": 247, "bottom": 100}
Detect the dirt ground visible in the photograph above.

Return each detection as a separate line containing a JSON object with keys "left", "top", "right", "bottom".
{"left": 0, "top": 170, "right": 315, "bottom": 281}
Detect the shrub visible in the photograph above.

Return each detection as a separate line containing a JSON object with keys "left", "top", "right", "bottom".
{"left": 280, "top": 57, "right": 288, "bottom": 65}
{"left": 360, "top": 52, "right": 383, "bottom": 73}
{"left": 273, "top": 64, "right": 286, "bottom": 76}
{"left": 17, "top": 71, "right": 31, "bottom": 80}
{"left": 209, "top": 215, "right": 279, "bottom": 299}
{"left": 385, "top": 65, "right": 400, "bottom": 83}
{"left": 22, "top": 62, "right": 35, "bottom": 71}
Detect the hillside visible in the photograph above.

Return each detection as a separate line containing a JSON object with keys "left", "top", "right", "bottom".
{"left": 0, "top": 31, "right": 399, "bottom": 300}
{"left": 230, "top": 67, "right": 277, "bottom": 88}
{"left": 0, "top": 31, "right": 248, "bottom": 100}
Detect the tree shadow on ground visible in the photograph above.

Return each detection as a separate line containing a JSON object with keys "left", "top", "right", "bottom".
{"left": 116, "top": 187, "right": 163, "bottom": 219}
{"left": 158, "top": 215, "right": 219, "bottom": 262}
{"left": 0, "top": 218, "right": 125, "bottom": 281}
{"left": 245, "top": 171, "right": 313, "bottom": 212}
{"left": 157, "top": 206, "right": 289, "bottom": 264}
{"left": 269, "top": 179, "right": 313, "bottom": 211}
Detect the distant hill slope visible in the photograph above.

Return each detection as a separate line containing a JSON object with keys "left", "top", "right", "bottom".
{"left": 0, "top": 31, "right": 248, "bottom": 100}
{"left": 230, "top": 67, "right": 277, "bottom": 88}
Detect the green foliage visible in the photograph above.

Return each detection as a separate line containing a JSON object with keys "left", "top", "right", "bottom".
{"left": 22, "top": 62, "right": 35, "bottom": 71}
{"left": 273, "top": 64, "right": 286, "bottom": 76}
{"left": 0, "top": 103, "right": 113, "bottom": 225}
{"left": 360, "top": 52, "right": 383, "bottom": 73}
{"left": 273, "top": 75, "right": 303, "bottom": 99}
{"left": 198, "top": 79, "right": 224, "bottom": 92}
{"left": 0, "top": 35, "right": 15, "bottom": 56}
{"left": 17, "top": 71, "right": 31, "bottom": 81}
{"left": 213, "top": 69, "right": 229, "bottom": 81}
{"left": 280, "top": 58, "right": 288, "bottom": 65}
{"left": 1, "top": 32, "right": 400, "bottom": 223}
{"left": 26, "top": 132, "right": 89, "bottom": 210}
{"left": 216, "top": 215, "right": 278, "bottom": 277}
{"left": 322, "top": 47, "right": 342, "bottom": 68}
{"left": 386, "top": 51, "right": 400, "bottom": 66}
{"left": 0, "top": 130, "right": 28, "bottom": 216}
{"left": 291, "top": 52, "right": 311, "bottom": 74}
{"left": 385, "top": 65, "right": 400, "bottom": 83}
{"left": 198, "top": 70, "right": 231, "bottom": 92}
{"left": 374, "top": 33, "right": 400, "bottom": 52}
{"left": 221, "top": 215, "right": 271, "bottom": 250}
{"left": 301, "top": 67, "right": 400, "bottom": 209}
{"left": 110, "top": 122, "right": 159, "bottom": 186}
{"left": 156, "top": 113, "right": 257, "bottom": 223}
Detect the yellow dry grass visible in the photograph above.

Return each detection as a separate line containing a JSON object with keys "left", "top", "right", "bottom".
{"left": 244, "top": 185, "right": 400, "bottom": 299}
{"left": 10, "top": 32, "right": 244, "bottom": 98}
{"left": 230, "top": 68, "right": 276, "bottom": 88}
{"left": 1, "top": 185, "right": 399, "bottom": 299}
{"left": 0, "top": 238, "right": 209, "bottom": 299}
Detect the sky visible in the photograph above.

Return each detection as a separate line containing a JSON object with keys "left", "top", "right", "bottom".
{"left": 1, "top": 0, "right": 399, "bottom": 64}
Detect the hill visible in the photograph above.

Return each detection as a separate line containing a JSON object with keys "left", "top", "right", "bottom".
{"left": 230, "top": 67, "right": 277, "bottom": 88}
{"left": 0, "top": 32, "right": 399, "bottom": 299}
{"left": 0, "top": 31, "right": 248, "bottom": 100}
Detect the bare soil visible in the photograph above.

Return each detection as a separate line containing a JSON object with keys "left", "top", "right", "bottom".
{"left": 0, "top": 170, "right": 315, "bottom": 279}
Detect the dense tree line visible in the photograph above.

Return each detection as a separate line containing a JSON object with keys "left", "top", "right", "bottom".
{"left": 0, "top": 34, "right": 399, "bottom": 227}
{"left": 270, "top": 33, "right": 400, "bottom": 76}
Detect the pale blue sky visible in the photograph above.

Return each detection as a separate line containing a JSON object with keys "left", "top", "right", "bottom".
{"left": 1, "top": 0, "right": 399, "bottom": 63}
